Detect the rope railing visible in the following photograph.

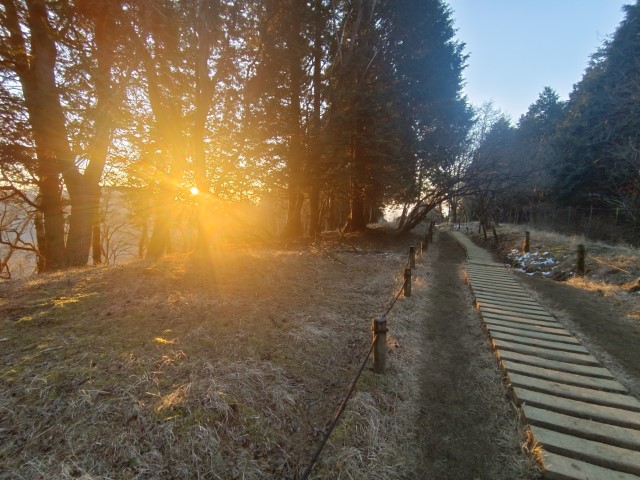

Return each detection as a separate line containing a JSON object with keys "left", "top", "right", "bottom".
{"left": 300, "top": 223, "right": 436, "bottom": 479}
{"left": 587, "top": 253, "right": 637, "bottom": 276}
{"left": 299, "top": 337, "right": 377, "bottom": 480}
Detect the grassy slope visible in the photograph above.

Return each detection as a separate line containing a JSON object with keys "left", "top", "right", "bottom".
{"left": 0, "top": 232, "right": 426, "bottom": 479}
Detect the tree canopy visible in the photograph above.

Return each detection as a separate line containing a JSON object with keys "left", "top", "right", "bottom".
{"left": 466, "top": 1, "right": 640, "bottom": 244}
{"left": 0, "top": 0, "right": 474, "bottom": 271}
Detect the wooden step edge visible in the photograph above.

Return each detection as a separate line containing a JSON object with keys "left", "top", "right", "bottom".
{"left": 487, "top": 324, "right": 581, "bottom": 345}
{"left": 494, "top": 339, "right": 601, "bottom": 367}
{"left": 502, "top": 359, "right": 628, "bottom": 393}
{"left": 530, "top": 425, "right": 640, "bottom": 476}
{"left": 497, "top": 350, "right": 614, "bottom": 380}
{"left": 490, "top": 331, "right": 589, "bottom": 354}
{"left": 524, "top": 405, "right": 640, "bottom": 451}
{"left": 482, "top": 311, "right": 563, "bottom": 328}
{"left": 484, "top": 317, "right": 572, "bottom": 336}
{"left": 540, "top": 450, "right": 640, "bottom": 480}
{"left": 509, "top": 373, "right": 640, "bottom": 413}
{"left": 512, "top": 387, "right": 640, "bottom": 430}
{"left": 481, "top": 305, "right": 557, "bottom": 322}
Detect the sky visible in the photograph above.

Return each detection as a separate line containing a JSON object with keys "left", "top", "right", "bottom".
{"left": 445, "top": 0, "right": 630, "bottom": 122}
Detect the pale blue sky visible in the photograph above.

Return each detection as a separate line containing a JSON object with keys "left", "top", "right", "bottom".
{"left": 446, "top": 0, "right": 629, "bottom": 122}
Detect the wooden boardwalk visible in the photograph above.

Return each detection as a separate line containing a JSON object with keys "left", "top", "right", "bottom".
{"left": 450, "top": 230, "right": 640, "bottom": 479}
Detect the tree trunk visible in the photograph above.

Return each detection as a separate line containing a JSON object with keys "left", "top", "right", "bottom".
{"left": 92, "top": 217, "right": 102, "bottom": 265}
{"left": 64, "top": 185, "right": 95, "bottom": 267}
{"left": 34, "top": 207, "right": 46, "bottom": 272}
{"left": 138, "top": 220, "right": 149, "bottom": 259}
{"left": 281, "top": 1, "right": 306, "bottom": 239}
{"left": 344, "top": 178, "right": 367, "bottom": 232}
{"left": 307, "top": 0, "right": 324, "bottom": 240}
{"left": 146, "top": 202, "right": 171, "bottom": 260}
{"left": 397, "top": 203, "right": 409, "bottom": 229}
{"left": 308, "top": 184, "right": 320, "bottom": 238}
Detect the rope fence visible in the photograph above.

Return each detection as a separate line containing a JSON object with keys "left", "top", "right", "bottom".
{"left": 300, "top": 220, "right": 436, "bottom": 479}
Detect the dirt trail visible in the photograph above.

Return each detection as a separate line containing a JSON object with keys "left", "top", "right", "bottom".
{"left": 413, "top": 232, "right": 535, "bottom": 479}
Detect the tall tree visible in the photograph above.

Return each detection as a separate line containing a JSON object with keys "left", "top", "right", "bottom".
{"left": 555, "top": 1, "right": 640, "bottom": 216}
{"left": 0, "top": 0, "right": 120, "bottom": 270}
{"left": 386, "top": 0, "right": 474, "bottom": 232}
{"left": 512, "top": 86, "right": 565, "bottom": 203}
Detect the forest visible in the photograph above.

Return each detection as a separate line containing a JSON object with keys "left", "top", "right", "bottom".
{"left": 1, "top": 0, "right": 639, "bottom": 277}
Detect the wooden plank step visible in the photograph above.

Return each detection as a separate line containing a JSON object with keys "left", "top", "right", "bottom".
{"left": 509, "top": 373, "right": 640, "bottom": 412}
{"left": 497, "top": 351, "right": 614, "bottom": 379}
{"left": 524, "top": 406, "right": 640, "bottom": 450}
{"left": 513, "top": 387, "right": 640, "bottom": 429}
{"left": 530, "top": 425, "right": 640, "bottom": 476}
{"left": 484, "top": 317, "right": 572, "bottom": 336}
{"left": 466, "top": 273, "right": 514, "bottom": 282}
{"left": 490, "top": 332, "right": 590, "bottom": 354}
{"left": 481, "top": 305, "right": 557, "bottom": 322}
{"left": 466, "top": 260, "right": 502, "bottom": 267}
{"left": 481, "top": 310, "right": 559, "bottom": 326}
{"left": 502, "top": 360, "right": 627, "bottom": 393}
{"left": 472, "top": 289, "right": 534, "bottom": 302}
{"left": 487, "top": 324, "right": 581, "bottom": 344}
{"left": 541, "top": 450, "right": 640, "bottom": 480}
{"left": 474, "top": 292, "right": 544, "bottom": 306}
{"left": 474, "top": 292, "right": 541, "bottom": 308}
{"left": 478, "top": 300, "right": 550, "bottom": 316}
{"left": 482, "top": 311, "right": 562, "bottom": 328}
{"left": 470, "top": 280, "right": 530, "bottom": 292}
{"left": 471, "top": 285, "right": 531, "bottom": 299}
{"left": 494, "top": 339, "right": 601, "bottom": 366}
{"left": 467, "top": 277, "right": 520, "bottom": 288}
{"left": 466, "top": 266, "right": 511, "bottom": 274}
{"left": 474, "top": 294, "right": 539, "bottom": 309}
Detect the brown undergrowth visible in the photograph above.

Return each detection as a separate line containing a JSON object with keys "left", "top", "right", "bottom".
{"left": 0, "top": 225, "right": 537, "bottom": 479}
{"left": 0, "top": 227, "right": 413, "bottom": 479}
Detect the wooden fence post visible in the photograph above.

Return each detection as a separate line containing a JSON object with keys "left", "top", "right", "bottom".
{"left": 576, "top": 244, "right": 585, "bottom": 277}
{"left": 409, "top": 246, "right": 416, "bottom": 268}
{"left": 372, "top": 318, "right": 387, "bottom": 374}
{"left": 420, "top": 240, "right": 425, "bottom": 255}
{"left": 523, "top": 231, "right": 530, "bottom": 254}
{"left": 403, "top": 268, "right": 412, "bottom": 297}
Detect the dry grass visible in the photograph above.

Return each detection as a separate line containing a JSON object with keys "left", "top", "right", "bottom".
{"left": 0, "top": 228, "right": 426, "bottom": 479}
{"left": 0, "top": 225, "right": 538, "bottom": 479}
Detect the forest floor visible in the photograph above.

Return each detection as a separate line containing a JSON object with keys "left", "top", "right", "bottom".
{"left": 1, "top": 222, "right": 637, "bottom": 479}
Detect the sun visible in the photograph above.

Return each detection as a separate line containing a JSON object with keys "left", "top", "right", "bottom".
{"left": 190, "top": 186, "right": 199, "bottom": 195}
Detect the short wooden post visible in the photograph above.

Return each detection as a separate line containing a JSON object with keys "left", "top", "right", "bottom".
{"left": 372, "top": 318, "right": 388, "bottom": 374}
{"left": 403, "top": 268, "right": 412, "bottom": 297}
{"left": 576, "top": 244, "right": 585, "bottom": 277}
{"left": 523, "top": 231, "right": 530, "bottom": 254}
{"left": 420, "top": 240, "right": 425, "bottom": 255}
{"left": 409, "top": 246, "right": 416, "bottom": 268}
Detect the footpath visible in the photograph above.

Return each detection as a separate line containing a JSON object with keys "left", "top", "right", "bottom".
{"left": 450, "top": 230, "right": 640, "bottom": 480}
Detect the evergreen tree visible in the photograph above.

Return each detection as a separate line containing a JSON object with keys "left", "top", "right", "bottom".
{"left": 555, "top": 1, "right": 640, "bottom": 215}
{"left": 515, "top": 86, "right": 565, "bottom": 202}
